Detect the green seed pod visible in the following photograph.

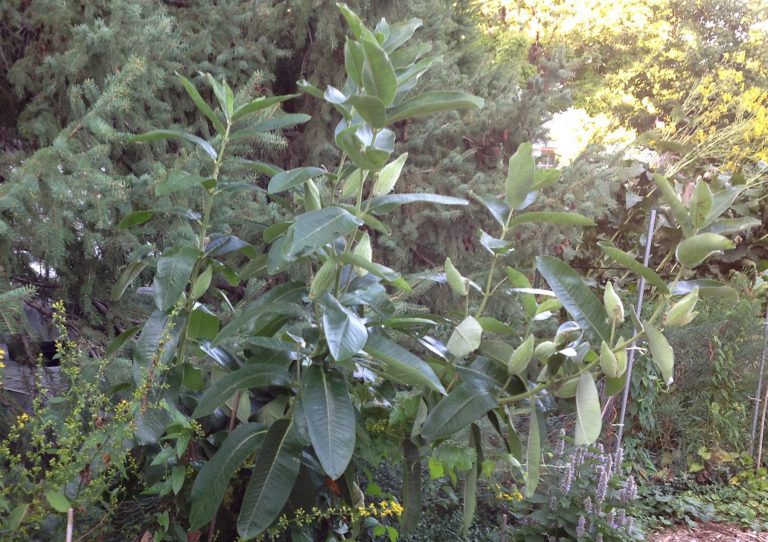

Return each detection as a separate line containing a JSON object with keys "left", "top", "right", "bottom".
{"left": 534, "top": 340, "right": 555, "bottom": 362}
{"left": 664, "top": 288, "right": 699, "bottom": 328}
{"left": 604, "top": 282, "right": 625, "bottom": 324}
{"left": 304, "top": 180, "right": 322, "bottom": 211}
{"left": 508, "top": 334, "right": 535, "bottom": 375}
{"left": 445, "top": 257, "right": 468, "bottom": 296}
{"left": 600, "top": 341, "right": 620, "bottom": 378}
{"left": 309, "top": 259, "right": 337, "bottom": 300}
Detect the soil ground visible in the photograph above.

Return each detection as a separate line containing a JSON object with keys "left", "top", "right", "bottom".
{"left": 648, "top": 522, "right": 768, "bottom": 541}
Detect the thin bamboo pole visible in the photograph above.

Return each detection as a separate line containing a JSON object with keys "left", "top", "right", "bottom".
{"left": 615, "top": 209, "right": 657, "bottom": 458}
{"left": 750, "top": 304, "right": 768, "bottom": 458}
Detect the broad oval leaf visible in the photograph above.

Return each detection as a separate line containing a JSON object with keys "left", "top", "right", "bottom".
{"left": 45, "top": 491, "right": 70, "bottom": 514}
{"left": 189, "top": 423, "right": 267, "bottom": 529}
{"left": 536, "top": 256, "right": 610, "bottom": 343}
{"left": 598, "top": 241, "right": 669, "bottom": 294}
{"left": 344, "top": 38, "right": 365, "bottom": 86}
{"left": 302, "top": 365, "right": 355, "bottom": 480}
{"left": 285, "top": 208, "right": 363, "bottom": 260}
{"left": 153, "top": 247, "right": 200, "bottom": 312}
{"left": 321, "top": 293, "right": 368, "bottom": 361}
{"left": 347, "top": 95, "right": 387, "bottom": 128}
{"left": 118, "top": 210, "right": 155, "bottom": 229}
{"left": 192, "top": 365, "right": 292, "bottom": 418}
{"left": 644, "top": 320, "right": 674, "bottom": 385}
{"left": 372, "top": 152, "right": 408, "bottom": 196}
{"left": 363, "top": 334, "right": 446, "bottom": 395}
{"left": 421, "top": 380, "right": 497, "bottom": 441}
{"left": 237, "top": 419, "right": 303, "bottom": 539}
{"left": 505, "top": 142, "right": 535, "bottom": 210}
{"left": 508, "top": 211, "right": 594, "bottom": 227}
{"left": 676, "top": 233, "right": 735, "bottom": 267}
{"left": 361, "top": 36, "right": 397, "bottom": 105}
{"left": 574, "top": 372, "right": 602, "bottom": 445}
{"left": 387, "top": 91, "right": 484, "bottom": 123}
{"left": 268, "top": 167, "right": 326, "bottom": 194}
{"left": 688, "top": 180, "right": 713, "bottom": 229}
{"left": 446, "top": 316, "right": 483, "bottom": 358}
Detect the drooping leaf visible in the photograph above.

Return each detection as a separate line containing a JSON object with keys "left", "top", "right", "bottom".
{"left": 506, "top": 267, "right": 537, "bottom": 319}
{"left": 387, "top": 91, "right": 484, "bottom": 123}
{"left": 598, "top": 241, "right": 670, "bottom": 294}
{"left": 363, "top": 334, "right": 446, "bottom": 394}
{"left": 285, "top": 208, "right": 363, "bottom": 259}
{"left": 268, "top": 167, "right": 326, "bottom": 194}
{"left": 192, "top": 365, "right": 292, "bottom": 418}
{"left": 301, "top": 365, "right": 355, "bottom": 480}
{"left": 336, "top": 253, "right": 409, "bottom": 290}
{"left": 536, "top": 256, "right": 610, "bottom": 343}
{"left": 129, "top": 129, "right": 217, "bottom": 160}
{"left": 105, "top": 325, "right": 140, "bottom": 359}
{"left": 644, "top": 320, "right": 674, "bottom": 385}
{"left": 473, "top": 193, "right": 509, "bottom": 226}
{"left": 670, "top": 279, "right": 737, "bottom": 298}
{"left": 177, "top": 73, "right": 226, "bottom": 133}
{"left": 237, "top": 419, "right": 303, "bottom": 539}
{"left": 368, "top": 193, "right": 468, "bottom": 214}
{"left": 445, "top": 257, "right": 468, "bottom": 296}
{"left": 446, "top": 316, "right": 483, "bottom": 358}
{"left": 321, "top": 293, "right": 368, "bottom": 361}
{"left": 421, "top": 380, "right": 497, "bottom": 441}
{"left": 505, "top": 143, "right": 535, "bottom": 210}
{"left": 479, "top": 230, "right": 515, "bottom": 255}
{"left": 232, "top": 94, "right": 300, "bottom": 122}
{"left": 153, "top": 247, "right": 199, "bottom": 312}
{"left": 525, "top": 403, "right": 540, "bottom": 497}
{"left": 112, "top": 260, "right": 148, "bottom": 301}
{"left": 508, "top": 212, "right": 594, "bottom": 227}
{"left": 676, "top": 233, "right": 735, "bottom": 267}
{"left": 189, "top": 423, "right": 267, "bottom": 529}
{"left": 574, "top": 372, "right": 602, "bottom": 445}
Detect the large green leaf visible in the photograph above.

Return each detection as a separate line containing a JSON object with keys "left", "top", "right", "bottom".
{"left": 301, "top": 366, "right": 355, "bottom": 480}
{"left": 360, "top": 36, "right": 397, "bottom": 105}
{"left": 383, "top": 17, "right": 423, "bottom": 51}
{"left": 506, "top": 267, "right": 537, "bottom": 319}
{"left": 688, "top": 180, "right": 713, "bottom": 230}
{"left": 574, "top": 372, "right": 602, "bottom": 445}
{"left": 344, "top": 38, "right": 365, "bottom": 86}
{"left": 536, "top": 256, "right": 610, "bottom": 343}
{"left": 285, "top": 208, "right": 363, "bottom": 259}
{"left": 508, "top": 211, "right": 594, "bottom": 227}
{"left": 525, "top": 403, "right": 540, "bottom": 497}
{"left": 670, "top": 279, "right": 737, "bottom": 298}
{"left": 237, "top": 419, "right": 303, "bottom": 539}
{"left": 268, "top": 167, "right": 326, "bottom": 194}
{"left": 118, "top": 210, "right": 155, "bottom": 229}
{"left": 347, "top": 95, "right": 387, "bottom": 128}
{"left": 706, "top": 186, "right": 745, "bottom": 226}
{"left": 421, "top": 380, "right": 497, "bottom": 441}
{"left": 644, "top": 320, "right": 674, "bottom": 384}
{"left": 213, "top": 282, "right": 306, "bottom": 345}
{"left": 232, "top": 94, "right": 300, "bottom": 122}
{"left": 177, "top": 73, "right": 226, "bottom": 134}
{"left": 446, "top": 316, "right": 483, "bottom": 358}
{"left": 321, "top": 293, "right": 368, "bottom": 361}
{"left": 153, "top": 247, "right": 199, "bottom": 312}
{"left": 192, "top": 365, "right": 291, "bottom": 418}
{"left": 597, "top": 241, "right": 670, "bottom": 294}
{"left": 129, "top": 129, "right": 217, "bottom": 160}
{"left": 676, "top": 233, "right": 735, "bottom": 267}
{"left": 386, "top": 91, "right": 484, "bottom": 123}
{"left": 367, "top": 193, "right": 468, "bottom": 214}
{"left": 188, "top": 423, "right": 267, "bottom": 529}
{"left": 363, "top": 334, "right": 446, "bottom": 395}
{"left": 505, "top": 143, "right": 535, "bottom": 210}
